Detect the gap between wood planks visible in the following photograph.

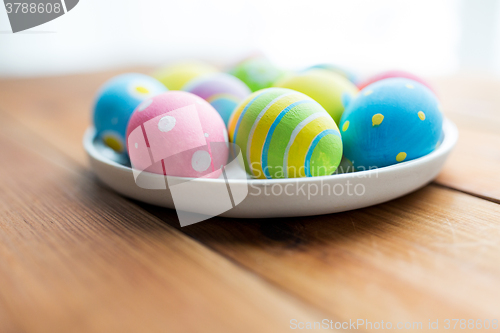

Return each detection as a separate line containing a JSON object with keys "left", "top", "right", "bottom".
{"left": 433, "top": 182, "right": 500, "bottom": 205}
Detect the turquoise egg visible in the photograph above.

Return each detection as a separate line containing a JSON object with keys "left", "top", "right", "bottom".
{"left": 93, "top": 73, "right": 167, "bottom": 153}
{"left": 339, "top": 78, "right": 443, "bottom": 170}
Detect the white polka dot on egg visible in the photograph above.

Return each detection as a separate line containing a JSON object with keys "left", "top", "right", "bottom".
{"left": 191, "top": 150, "right": 211, "bottom": 172}
{"left": 137, "top": 98, "right": 153, "bottom": 112}
{"left": 158, "top": 115, "right": 176, "bottom": 132}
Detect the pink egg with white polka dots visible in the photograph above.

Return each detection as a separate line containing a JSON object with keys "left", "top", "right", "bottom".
{"left": 126, "top": 91, "right": 229, "bottom": 178}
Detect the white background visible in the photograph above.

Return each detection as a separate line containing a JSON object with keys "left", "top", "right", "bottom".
{"left": 1, "top": 0, "right": 499, "bottom": 78}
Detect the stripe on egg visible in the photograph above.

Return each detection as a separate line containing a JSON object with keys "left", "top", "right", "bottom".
{"left": 232, "top": 89, "right": 288, "bottom": 173}
{"left": 304, "top": 130, "right": 341, "bottom": 177}
{"left": 282, "top": 112, "right": 331, "bottom": 178}
{"left": 261, "top": 100, "right": 315, "bottom": 179}
{"left": 266, "top": 102, "right": 327, "bottom": 179}
{"left": 247, "top": 92, "right": 305, "bottom": 177}
{"left": 286, "top": 116, "right": 338, "bottom": 178}
{"left": 231, "top": 90, "right": 268, "bottom": 143}
{"left": 206, "top": 93, "right": 241, "bottom": 104}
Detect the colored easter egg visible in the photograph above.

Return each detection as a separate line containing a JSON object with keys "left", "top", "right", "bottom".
{"left": 93, "top": 73, "right": 167, "bottom": 154}
{"left": 183, "top": 73, "right": 251, "bottom": 126}
{"left": 228, "top": 88, "right": 343, "bottom": 179}
{"left": 357, "top": 70, "right": 435, "bottom": 93}
{"left": 229, "top": 57, "right": 284, "bottom": 92}
{"left": 305, "top": 64, "right": 360, "bottom": 85}
{"left": 153, "top": 61, "right": 218, "bottom": 90}
{"left": 333, "top": 156, "right": 356, "bottom": 174}
{"left": 126, "top": 91, "right": 228, "bottom": 178}
{"left": 274, "top": 69, "right": 359, "bottom": 125}
{"left": 340, "top": 78, "right": 443, "bottom": 170}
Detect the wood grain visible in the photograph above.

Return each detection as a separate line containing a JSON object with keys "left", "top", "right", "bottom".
{"left": 146, "top": 185, "right": 500, "bottom": 331}
{"left": 431, "top": 75, "right": 500, "bottom": 203}
{"left": 0, "top": 113, "right": 326, "bottom": 333}
{"left": 1, "top": 71, "right": 500, "bottom": 333}
{"left": 0, "top": 70, "right": 132, "bottom": 164}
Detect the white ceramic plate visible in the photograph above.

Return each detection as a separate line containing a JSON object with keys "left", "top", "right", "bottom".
{"left": 84, "top": 119, "right": 458, "bottom": 219}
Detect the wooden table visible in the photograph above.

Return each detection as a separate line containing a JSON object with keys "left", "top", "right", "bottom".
{"left": 0, "top": 70, "right": 499, "bottom": 333}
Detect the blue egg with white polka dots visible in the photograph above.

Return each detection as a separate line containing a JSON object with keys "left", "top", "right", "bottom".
{"left": 93, "top": 73, "right": 167, "bottom": 153}
{"left": 339, "top": 78, "right": 443, "bottom": 170}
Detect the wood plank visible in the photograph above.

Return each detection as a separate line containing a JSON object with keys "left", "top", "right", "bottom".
{"left": 435, "top": 127, "right": 500, "bottom": 203}
{"left": 145, "top": 185, "right": 500, "bottom": 332}
{"left": 0, "top": 114, "right": 326, "bottom": 333}
{"left": 0, "top": 70, "right": 137, "bottom": 164}
{"left": 431, "top": 75, "right": 500, "bottom": 202}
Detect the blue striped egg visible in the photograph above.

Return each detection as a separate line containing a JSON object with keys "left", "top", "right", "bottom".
{"left": 228, "top": 88, "right": 343, "bottom": 179}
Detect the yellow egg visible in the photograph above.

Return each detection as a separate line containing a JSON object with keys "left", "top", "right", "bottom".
{"left": 153, "top": 61, "right": 218, "bottom": 90}
{"left": 274, "top": 69, "right": 359, "bottom": 125}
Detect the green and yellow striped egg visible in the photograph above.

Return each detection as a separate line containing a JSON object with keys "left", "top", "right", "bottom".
{"left": 228, "top": 88, "right": 343, "bottom": 179}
